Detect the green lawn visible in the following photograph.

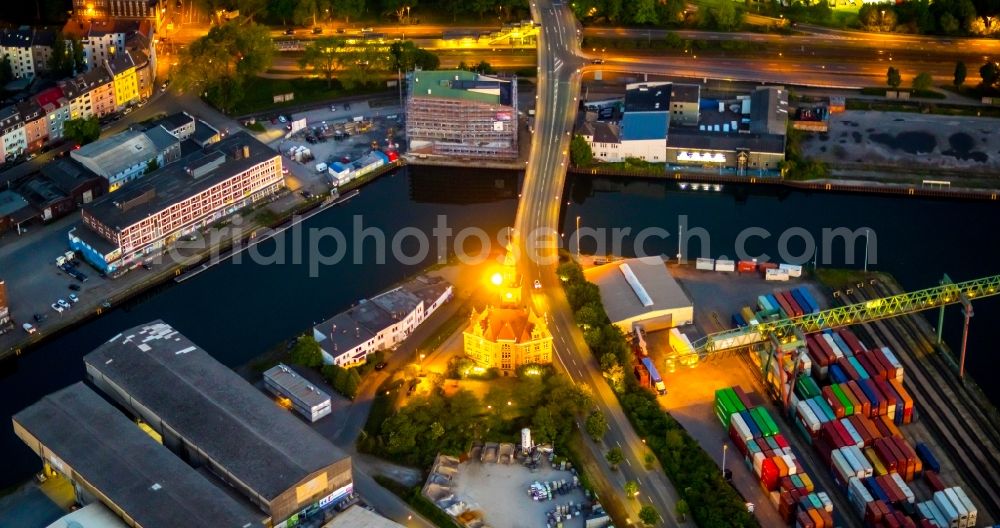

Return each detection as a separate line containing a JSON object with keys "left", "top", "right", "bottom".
{"left": 231, "top": 77, "right": 381, "bottom": 116}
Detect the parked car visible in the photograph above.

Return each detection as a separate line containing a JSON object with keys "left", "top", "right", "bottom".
{"left": 22, "top": 323, "right": 37, "bottom": 334}
{"left": 57, "top": 299, "right": 71, "bottom": 309}
{"left": 69, "top": 284, "right": 81, "bottom": 291}
{"left": 33, "top": 313, "right": 47, "bottom": 323}
{"left": 51, "top": 303, "right": 64, "bottom": 313}
{"left": 278, "top": 115, "right": 288, "bottom": 123}
{"left": 330, "top": 104, "right": 337, "bottom": 112}
{"left": 312, "top": 27, "right": 323, "bottom": 34}
{"left": 374, "top": 362, "right": 387, "bottom": 371}
{"left": 69, "top": 293, "right": 79, "bottom": 303}
{"left": 591, "top": 58, "right": 605, "bottom": 64}
{"left": 534, "top": 279, "right": 542, "bottom": 289}
{"left": 284, "top": 28, "right": 295, "bottom": 35}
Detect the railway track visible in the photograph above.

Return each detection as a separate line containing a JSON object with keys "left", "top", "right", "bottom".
{"left": 836, "top": 281, "right": 1000, "bottom": 522}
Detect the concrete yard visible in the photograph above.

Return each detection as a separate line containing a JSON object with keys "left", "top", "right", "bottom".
{"left": 451, "top": 459, "right": 590, "bottom": 528}
{"left": 800, "top": 110, "right": 1000, "bottom": 174}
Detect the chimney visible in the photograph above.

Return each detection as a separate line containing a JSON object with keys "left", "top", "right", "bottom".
{"left": 355, "top": 327, "right": 360, "bottom": 338}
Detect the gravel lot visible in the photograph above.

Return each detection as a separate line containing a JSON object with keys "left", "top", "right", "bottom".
{"left": 800, "top": 110, "right": 1000, "bottom": 173}
{"left": 452, "top": 459, "right": 590, "bottom": 528}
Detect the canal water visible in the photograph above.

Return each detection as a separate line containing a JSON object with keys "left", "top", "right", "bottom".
{"left": 1, "top": 167, "right": 998, "bottom": 489}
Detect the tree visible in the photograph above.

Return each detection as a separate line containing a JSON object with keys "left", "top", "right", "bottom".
{"left": 389, "top": 41, "right": 440, "bottom": 72}
{"left": 980, "top": 61, "right": 1000, "bottom": 88}
{"left": 63, "top": 117, "right": 100, "bottom": 145}
{"left": 289, "top": 335, "right": 323, "bottom": 367}
{"left": 70, "top": 37, "right": 85, "bottom": 73}
{"left": 531, "top": 406, "right": 558, "bottom": 444}
{"left": 643, "top": 452, "right": 656, "bottom": 469}
{"left": 912, "top": 72, "right": 934, "bottom": 92}
{"left": 144, "top": 158, "right": 160, "bottom": 174}
{"left": 299, "top": 37, "right": 346, "bottom": 88}
{"left": 940, "top": 12, "right": 960, "bottom": 33}
{"left": 624, "top": 480, "right": 639, "bottom": 499}
{"left": 675, "top": 498, "right": 690, "bottom": 522}
{"left": 570, "top": 135, "right": 593, "bottom": 167}
{"left": 628, "top": 0, "right": 659, "bottom": 25}
{"left": 639, "top": 505, "right": 661, "bottom": 526}
{"left": 605, "top": 446, "right": 624, "bottom": 469}
{"left": 47, "top": 32, "right": 69, "bottom": 77}
{"left": 954, "top": 61, "right": 968, "bottom": 87}
{"left": 340, "top": 45, "right": 389, "bottom": 89}
{"left": 175, "top": 21, "right": 273, "bottom": 114}
{"left": 704, "top": 1, "right": 740, "bottom": 31}
{"left": 0, "top": 55, "right": 12, "bottom": 86}
{"left": 886, "top": 66, "right": 902, "bottom": 88}
{"left": 585, "top": 410, "right": 608, "bottom": 441}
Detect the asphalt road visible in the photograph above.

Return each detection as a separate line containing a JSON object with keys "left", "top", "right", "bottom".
{"left": 513, "top": 1, "right": 687, "bottom": 526}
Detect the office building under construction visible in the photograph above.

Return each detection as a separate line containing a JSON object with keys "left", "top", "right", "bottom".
{"left": 405, "top": 70, "right": 518, "bottom": 159}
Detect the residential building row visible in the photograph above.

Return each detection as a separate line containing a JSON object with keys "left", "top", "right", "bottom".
{"left": 312, "top": 276, "right": 454, "bottom": 367}
{"left": 405, "top": 69, "right": 519, "bottom": 160}
{"left": 13, "top": 320, "right": 353, "bottom": 528}
{"left": 0, "top": 112, "right": 220, "bottom": 235}
{"left": 69, "top": 131, "right": 283, "bottom": 275}
{"left": 578, "top": 82, "right": 790, "bottom": 174}
{"left": 0, "top": 20, "right": 155, "bottom": 164}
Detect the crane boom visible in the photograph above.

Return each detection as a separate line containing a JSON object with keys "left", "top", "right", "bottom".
{"left": 692, "top": 273, "right": 1000, "bottom": 359}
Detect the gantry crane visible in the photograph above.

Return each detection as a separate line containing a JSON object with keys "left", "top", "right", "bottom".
{"left": 689, "top": 273, "right": 1000, "bottom": 379}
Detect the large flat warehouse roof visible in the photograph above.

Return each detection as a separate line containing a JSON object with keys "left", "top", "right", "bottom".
{"left": 13, "top": 383, "right": 260, "bottom": 528}
{"left": 83, "top": 321, "right": 350, "bottom": 502}
{"left": 584, "top": 257, "right": 693, "bottom": 325}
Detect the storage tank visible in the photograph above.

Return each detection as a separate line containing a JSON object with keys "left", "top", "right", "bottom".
{"left": 521, "top": 428, "right": 532, "bottom": 450}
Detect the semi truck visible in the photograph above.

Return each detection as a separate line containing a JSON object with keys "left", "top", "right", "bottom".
{"left": 641, "top": 357, "right": 667, "bottom": 395}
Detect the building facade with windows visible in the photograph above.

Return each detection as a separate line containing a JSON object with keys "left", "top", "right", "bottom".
{"left": 70, "top": 132, "right": 284, "bottom": 274}
{"left": 71, "top": 127, "right": 180, "bottom": 191}
{"left": 16, "top": 100, "right": 47, "bottom": 152}
{"left": 0, "top": 107, "right": 26, "bottom": 162}
{"left": 73, "top": 0, "right": 163, "bottom": 29}
{"left": 108, "top": 52, "right": 139, "bottom": 108}
{"left": 463, "top": 305, "right": 553, "bottom": 374}
{"left": 0, "top": 28, "right": 36, "bottom": 80}
{"left": 36, "top": 87, "right": 71, "bottom": 143}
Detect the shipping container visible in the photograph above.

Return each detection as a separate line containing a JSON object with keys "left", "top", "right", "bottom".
{"left": 822, "top": 333, "right": 846, "bottom": 360}
{"left": 695, "top": 257, "right": 715, "bottom": 270}
{"left": 837, "top": 357, "right": 862, "bottom": 382}
{"left": 830, "top": 364, "right": 849, "bottom": 385}
{"left": 740, "top": 410, "right": 762, "bottom": 439}
{"left": 847, "top": 356, "right": 870, "bottom": 380}
{"left": 822, "top": 386, "right": 846, "bottom": 419}
{"left": 952, "top": 487, "right": 978, "bottom": 527}
{"left": 944, "top": 488, "right": 968, "bottom": 528}
{"left": 766, "top": 268, "right": 791, "bottom": 281}
{"left": 831, "top": 332, "right": 854, "bottom": 359}
{"left": 738, "top": 260, "right": 758, "bottom": 273}
{"left": 890, "top": 472, "right": 915, "bottom": 503}
{"left": 758, "top": 294, "right": 775, "bottom": 313}
{"left": 831, "top": 384, "right": 855, "bottom": 416}
{"left": 780, "top": 290, "right": 804, "bottom": 317}
{"left": 732, "top": 313, "right": 747, "bottom": 328}
{"left": 847, "top": 415, "right": 873, "bottom": 447}
{"left": 859, "top": 378, "right": 886, "bottom": 418}
{"left": 731, "top": 385, "right": 755, "bottom": 409}
{"left": 740, "top": 306, "right": 758, "bottom": 326}
{"left": 839, "top": 418, "right": 865, "bottom": 448}
{"left": 837, "top": 328, "right": 867, "bottom": 356}
{"left": 780, "top": 263, "right": 803, "bottom": 277}
{"left": 863, "top": 446, "right": 888, "bottom": 476}
{"left": 889, "top": 378, "right": 914, "bottom": 424}
{"left": 879, "top": 346, "right": 905, "bottom": 379}
{"left": 772, "top": 290, "right": 796, "bottom": 317}
{"left": 933, "top": 490, "right": 960, "bottom": 528}
{"left": 846, "top": 381, "right": 872, "bottom": 418}
{"left": 858, "top": 351, "right": 887, "bottom": 380}
{"left": 916, "top": 443, "right": 941, "bottom": 474}
{"left": 848, "top": 476, "right": 874, "bottom": 517}
{"left": 715, "top": 259, "right": 736, "bottom": 272}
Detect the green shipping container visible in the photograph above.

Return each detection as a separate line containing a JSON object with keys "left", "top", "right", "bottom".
{"left": 757, "top": 406, "right": 780, "bottom": 437}
{"left": 798, "top": 375, "right": 821, "bottom": 400}
{"left": 830, "top": 383, "right": 854, "bottom": 416}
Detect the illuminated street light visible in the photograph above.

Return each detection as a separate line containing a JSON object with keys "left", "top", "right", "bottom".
{"left": 491, "top": 272, "right": 503, "bottom": 286}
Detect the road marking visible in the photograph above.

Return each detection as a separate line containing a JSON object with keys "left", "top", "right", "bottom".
{"left": 625, "top": 458, "right": 632, "bottom": 467}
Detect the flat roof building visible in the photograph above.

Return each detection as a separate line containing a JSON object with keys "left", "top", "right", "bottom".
{"left": 584, "top": 257, "right": 694, "bottom": 332}
{"left": 83, "top": 321, "right": 353, "bottom": 527}
{"left": 12, "top": 382, "right": 262, "bottom": 528}
{"left": 405, "top": 70, "right": 518, "bottom": 159}
{"left": 44, "top": 503, "right": 130, "bottom": 528}
{"left": 263, "top": 364, "right": 333, "bottom": 422}
{"left": 70, "top": 127, "right": 180, "bottom": 191}
{"left": 323, "top": 505, "right": 405, "bottom": 528}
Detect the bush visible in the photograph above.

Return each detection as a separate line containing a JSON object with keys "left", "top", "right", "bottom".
{"left": 321, "top": 363, "right": 362, "bottom": 399}
{"left": 373, "top": 475, "right": 462, "bottom": 528}
{"left": 288, "top": 335, "right": 323, "bottom": 368}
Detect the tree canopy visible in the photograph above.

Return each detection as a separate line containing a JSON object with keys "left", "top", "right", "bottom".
{"left": 176, "top": 21, "right": 273, "bottom": 114}
{"left": 64, "top": 117, "right": 101, "bottom": 146}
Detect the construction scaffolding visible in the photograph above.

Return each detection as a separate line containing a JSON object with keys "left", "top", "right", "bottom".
{"left": 405, "top": 71, "right": 519, "bottom": 160}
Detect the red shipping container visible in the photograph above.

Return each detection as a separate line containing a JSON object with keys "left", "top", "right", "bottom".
{"left": 818, "top": 507, "right": 834, "bottom": 528}
{"left": 772, "top": 293, "right": 795, "bottom": 319}
{"left": 875, "top": 475, "right": 898, "bottom": 504}
{"left": 807, "top": 335, "right": 834, "bottom": 367}
{"left": 774, "top": 433, "right": 790, "bottom": 450}
{"left": 780, "top": 476, "right": 794, "bottom": 492}
{"left": 798, "top": 510, "right": 816, "bottom": 528}
{"left": 918, "top": 520, "right": 935, "bottom": 528}
{"left": 873, "top": 348, "right": 903, "bottom": 380}
{"left": 780, "top": 290, "right": 803, "bottom": 317}
{"left": 822, "top": 386, "right": 846, "bottom": 419}
{"left": 859, "top": 350, "right": 887, "bottom": 380}
{"left": 847, "top": 380, "right": 872, "bottom": 418}
{"left": 880, "top": 414, "right": 903, "bottom": 438}
{"left": 738, "top": 260, "right": 757, "bottom": 273}
{"left": 847, "top": 415, "right": 873, "bottom": 446}
{"left": 837, "top": 328, "right": 866, "bottom": 356}
{"left": 778, "top": 490, "right": 796, "bottom": 523}
{"left": 873, "top": 439, "right": 899, "bottom": 473}
{"left": 729, "top": 421, "right": 748, "bottom": 457}
{"left": 760, "top": 458, "right": 779, "bottom": 491}
{"left": 820, "top": 422, "right": 842, "bottom": 449}
{"left": 890, "top": 436, "right": 917, "bottom": 481}
{"left": 731, "top": 385, "right": 755, "bottom": 410}
{"left": 897, "top": 511, "right": 917, "bottom": 528}
{"left": 923, "top": 469, "right": 945, "bottom": 492}
{"left": 853, "top": 413, "right": 883, "bottom": 444}
{"left": 837, "top": 357, "right": 862, "bottom": 382}
{"left": 884, "top": 512, "right": 902, "bottom": 528}
{"left": 813, "top": 434, "right": 835, "bottom": 467}
{"left": 864, "top": 501, "right": 884, "bottom": 525}
{"left": 889, "top": 378, "right": 914, "bottom": 424}
{"left": 832, "top": 419, "right": 855, "bottom": 448}
{"left": 874, "top": 378, "right": 899, "bottom": 419}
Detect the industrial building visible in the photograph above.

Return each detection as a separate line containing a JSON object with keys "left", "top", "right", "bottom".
{"left": 69, "top": 132, "right": 284, "bottom": 275}
{"left": 584, "top": 257, "right": 694, "bottom": 332}
{"left": 263, "top": 363, "right": 333, "bottom": 422}
{"left": 44, "top": 503, "right": 129, "bottom": 528}
{"left": 579, "top": 84, "right": 788, "bottom": 173}
{"left": 463, "top": 305, "right": 553, "bottom": 374}
{"left": 313, "top": 276, "right": 453, "bottom": 366}
{"left": 323, "top": 505, "right": 405, "bottom": 528}
{"left": 83, "top": 321, "right": 353, "bottom": 527}
{"left": 71, "top": 126, "right": 181, "bottom": 191}
{"left": 0, "top": 280, "right": 11, "bottom": 335}
{"left": 405, "top": 70, "right": 518, "bottom": 159}
{"left": 12, "top": 382, "right": 262, "bottom": 528}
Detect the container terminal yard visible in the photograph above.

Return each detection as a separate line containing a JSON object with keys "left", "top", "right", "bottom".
{"left": 613, "top": 258, "right": 1000, "bottom": 528}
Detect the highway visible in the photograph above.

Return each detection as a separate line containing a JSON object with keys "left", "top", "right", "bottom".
{"left": 514, "top": 1, "right": 687, "bottom": 526}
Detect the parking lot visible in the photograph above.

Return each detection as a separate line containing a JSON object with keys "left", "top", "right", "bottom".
{"left": 254, "top": 100, "right": 404, "bottom": 195}
{"left": 801, "top": 110, "right": 1000, "bottom": 174}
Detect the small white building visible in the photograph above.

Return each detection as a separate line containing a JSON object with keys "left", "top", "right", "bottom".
{"left": 584, "top": 257, "right": 694, "bottom": 333}
{"left": 263, "top": 363, "right": 333, "bottom": 422}
{"left": 579, "top": 121, "right": 622, "bottom": 162}
{"left": 313, "top": 277, "right": 453, "bottom": 367}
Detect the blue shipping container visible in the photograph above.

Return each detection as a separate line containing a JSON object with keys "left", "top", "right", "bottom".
{"left": 848, "top": 357, "right": 870, "bottom": 380}
{"left": 795, "top": 287, "right": 821, "bottom": 314}
{"left": 832, "top": 333, "right": 854, "bottom": 358}
{"left": 791, "top": 289, "right": 815, "bottom": 315}
{"left": 829, "top": 364, "right": 848, "bottom": 384}
{"left": 864, "top": 477, "right": 891, "bottom": 504}
{"left": 739, "top": 410, "right": 762, "bottom": 439}
{"left": 732, "top": 313, "right": 746, "bottom": 328}
{"left": 915, "top": 443, "right": 941, "bottom": 474}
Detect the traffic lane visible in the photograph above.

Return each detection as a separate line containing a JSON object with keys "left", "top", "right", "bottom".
{"left": 352, "top": 469, "right": 435, "bottom": 528}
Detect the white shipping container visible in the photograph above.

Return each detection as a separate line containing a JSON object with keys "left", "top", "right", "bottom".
{"left": 889, "top": 472, "right": 914, "bottom": 504}
{"left": 880, "top": 346, "right": 905, "bottom": 381}
{"left": 782, "top": 454, "right": 797, "bottom": 475}
{"left": 779, "top": 263, "right": 803, "bottom": 277}
{"left": 730, "top": 413, "right": 753, "bottom": 443}
{"left": 838, "top": 447, "right": 864, "bottom": 478}
{"left": 945, "top": 488, "right": 969, "bottom": 528}
{"left": 765, "top": 268, "right": 790, "bottom": 281}
{"left": 924, "top": 499, "right": 949, "bottom": 528}
{"left": 845, "top": 445, "right": 873, "bottom": 477}
{"left": 847, "top": 477, "right": 873, "bottom": 517}
{"left": 715, "top": 259, "right": 736, "bottom": 272}
{"left": 822, "top": 333, "right": 845, "bottom": 359}
{"left": 831, "top": 449, "right": 855, "bottom": 484}
{"left": 934, "top": 490, "right": 961, "bottom": 528}
{"left": 952, "top": 487, "right": 978, "bottom": 527}
{"left": 696, "top": 257, "right": 715, "bottom": 271}
{"left": 840, "top": 419, "right": 865, "bottom": 449}
{"left": 816, "top": 491, "right": 833, "bottom": 513}
{"left": 797, "top": 400, "right": 820, "bottom": 432}
{"left": 753, "top": 451, "right": 765, "bottom": 476}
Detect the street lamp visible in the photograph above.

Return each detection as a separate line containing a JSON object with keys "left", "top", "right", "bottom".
{"left": 575, "top": 215, "right": 581, "bottom": 258}
{"left": 722, "top": 444, "right": 728, "bottom": 475}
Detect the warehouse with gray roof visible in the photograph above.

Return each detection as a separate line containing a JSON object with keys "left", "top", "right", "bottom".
{"left": 12, "top": 382, "right": 262, "bottom": 528}
{"left": 83, "top": 321, "right": 353, "bottom": 527}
